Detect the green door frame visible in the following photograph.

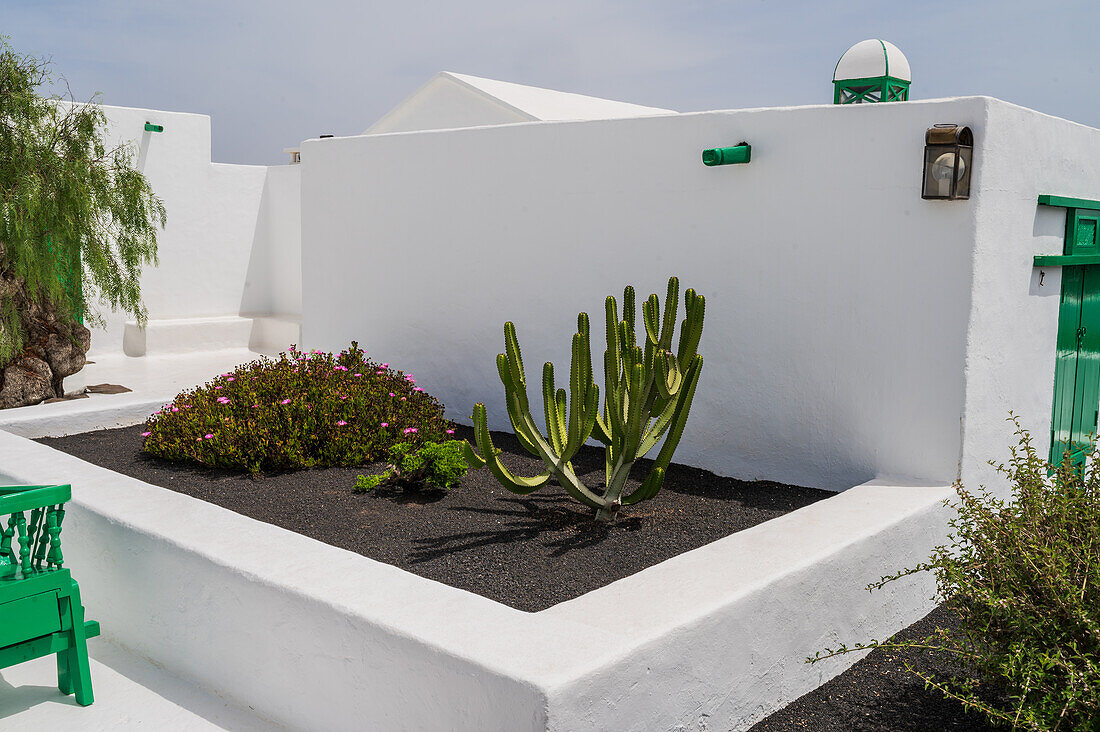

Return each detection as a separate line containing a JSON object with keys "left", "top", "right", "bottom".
{"left": 1041, "top": 196, "right": 1100, "bottom": 465}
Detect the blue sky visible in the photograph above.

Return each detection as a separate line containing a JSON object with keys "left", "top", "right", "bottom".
{"left": 6, "top": 1, "right": 1098, "bottom": 165}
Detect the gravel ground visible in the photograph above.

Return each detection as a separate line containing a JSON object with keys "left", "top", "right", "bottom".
{"left": 751, "top": 605, "right": 999, "bottom": 731}
{"left": 40, "top": 424, "right": 831, "bottom": 612}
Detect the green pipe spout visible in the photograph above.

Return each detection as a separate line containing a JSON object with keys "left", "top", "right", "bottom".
{"left": 702, "top": 143, "right": 750, "bottom": 166}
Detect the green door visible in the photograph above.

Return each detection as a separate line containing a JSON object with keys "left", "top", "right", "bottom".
{"left": 1051, "top": 263, "right": 1100, "bottom": 465}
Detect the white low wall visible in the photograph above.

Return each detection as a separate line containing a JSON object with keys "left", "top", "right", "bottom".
{"left": 300, "top": 98, "right": 986, "bottom": 491}
{"left": 83, "top": 104, "right": 301, "bottom": 357}
{"left": 0, "top": 430, "right": 953, "bottom": 731}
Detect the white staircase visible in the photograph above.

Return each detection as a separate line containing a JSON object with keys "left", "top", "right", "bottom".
{"left": 123, "top": 315, "right": 301, "bottom": 357}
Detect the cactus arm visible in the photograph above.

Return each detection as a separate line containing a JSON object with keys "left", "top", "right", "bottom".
{"left": 659, "top": 277, "right": 680, "bottom": 350}
{"left": 603, "top": 350, "right": 625, "bottom": 446}
{"left": 622, "top": 285, "right": 635, "bottom": 339}
{"left": 503, "top": 322, "right": 531, "bottom": 412}
{"left": 543, "top": 362, "right": 566, "bottom": 455}
{"left": 497, "top": 353, "right": 541, "bottom": 456}
{"left": 638, "top": 395, "right": 678, "bottom": 455}
{"left": 677, "top": 292, "right": 705, "bottom": 373}
{"left": 511, "top": 406, "right": 603, "bottom": 507}
{"left": 649, "top": 355, "right": 703, "bottom": 474}
{"left": 466, "top": 403, "right": 552, "bottom": 492}
{"left": 461, "top": 440, "right": 487, "bottom": 469}
{"left": 643, "top": 293, "right": 660, "bottom": 345}
{"left": 592, "top": 411, "right": 612, "bottom": 444}
{"left": 623, "top": 466, "right": 665, "bottom": 505}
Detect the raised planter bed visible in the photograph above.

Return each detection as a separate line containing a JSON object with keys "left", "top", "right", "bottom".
{"left": 39, "top": 425, "right": 831, "bottom": 612}
{"left": 1, "top": 425, "right": 953, "bottom": 731}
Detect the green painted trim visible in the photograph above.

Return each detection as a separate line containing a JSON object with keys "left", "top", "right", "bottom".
{"left": 1038, "top": 194, "right": 1100, "bottom": 210}
{"left": 832, "top": 76, "right": 910, "bottom": 104}
{"left": 879, "top": 39, "right": 889, "bottom": 77}
{"left": 1034, "top": 254, "right": 1100, "bottom": 267}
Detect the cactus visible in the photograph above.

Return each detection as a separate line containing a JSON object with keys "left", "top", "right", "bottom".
{"left": 464, "top": 276, "right": 704, "bottom": 521}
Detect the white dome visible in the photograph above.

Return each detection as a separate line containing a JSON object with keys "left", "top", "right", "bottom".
{"left": 833, "top": 39, "right": 911, "bottom": 82}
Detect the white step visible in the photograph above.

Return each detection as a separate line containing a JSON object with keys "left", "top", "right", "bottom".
{"left": 123, "top": 316, "right": 300, "bottom": 357}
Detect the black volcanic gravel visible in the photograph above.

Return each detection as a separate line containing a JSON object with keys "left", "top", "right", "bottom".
{"left": 751, "top": 605, "right": 1001, "bottom": 731}
{"left": 39, "top": 424, "right": 830, "bottom": 612}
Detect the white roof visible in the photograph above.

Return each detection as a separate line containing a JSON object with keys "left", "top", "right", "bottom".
{"left": 365, "top": 72, "right": 674, "bottom": 135}
{"left": 445, "top": 72, "right": 674, "bottom": 121}
{"left": 833, "top": 39, "right": 911, "bottom": 82}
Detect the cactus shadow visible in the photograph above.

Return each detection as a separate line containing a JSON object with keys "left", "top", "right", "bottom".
{"left": 406, "top": 493, "right": 642, "bottom": 563}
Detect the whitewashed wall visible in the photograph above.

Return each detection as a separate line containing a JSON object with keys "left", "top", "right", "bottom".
{"left": 84, "top": 104, "right": 301, "bottom": 355}
{"left": 301, "top": 98, "right": 992, "bottom": 491}
{"left": 960, "top": 99, "right": 1100, "bottom": 492}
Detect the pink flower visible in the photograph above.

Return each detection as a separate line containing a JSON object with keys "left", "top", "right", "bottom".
{"left": 141, "top": 431, "right": 151, "bottom": 437}
{"left": 354, "top": 373, "right": 362, "bottom": 377}
{"left": 334, "top": 365, "right": 348, "bottom": 371}
{"left": 217, "top": 396, "right": 230, "bottom": 404}
{"left": 252, "top": 404, "right": 260, "bottom": 408}
{"left": 281, "top": 398, "right": 291, "bottom": 404}
{"left": 227, "top": 377, "right": 235, "bottom": 382}
{"left": 445, "top": 429, "right": 455, "bottom": 434}
{"left": 388, "top": 392, "right": 395, "bottom": 397}
{"left": 171, "top": 407, "right": 179, "bottom": 413}
{"left": 336, "top": 420, "right": 347, "bottom": 426}
{"left": 204, "top": 434, "right": 214, "bottom": 439}
{"left": 403, "top": 427, "right": 418, "bottom": 434}
{"left": 405, "top": 375, "right": 415, "bottom": 382}
{"left": 413, "top": 387, "right": 424, "bottom": 392}
{"left": 339, "top": 395, "right": 347, "bottom": 400}
{"left": 381, "top": 363, "right": 389, "bottom": 369}
{"left": 215, "top": 385, "right": 223, "bottom": 390}
{"left": 380, "top": 422, "right": 389, "bottom": 427}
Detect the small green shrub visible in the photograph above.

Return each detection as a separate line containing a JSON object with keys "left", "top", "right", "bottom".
{"left": 809, "top": 417, "right": 1100, "bottom": 730}
{"left": 354, "top": 441, "right": 468, "bottom": 493}
{"left": 141, "top": 343, "right": 455, "bottom": 473}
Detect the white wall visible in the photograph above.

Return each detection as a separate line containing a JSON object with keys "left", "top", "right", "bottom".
{"left": 301, "top": 98, "right": 988, "bottom": 490}
{"left": 84, "top": 104, "right": 301, "bottom": 356}
{"left": 959, "top": 99, "right": 1100, "bottom": 492}
{"left": 241, "top": 164, "right": 302, "bottom": 318}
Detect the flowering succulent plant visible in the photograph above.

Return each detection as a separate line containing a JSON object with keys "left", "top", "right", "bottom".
{"left": 141, "top": 342, "right": 453, "bottom": 473}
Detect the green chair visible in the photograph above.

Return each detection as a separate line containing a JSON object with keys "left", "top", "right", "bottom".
{"left": 0, "top": 484, "right": 100, "bottom": 706}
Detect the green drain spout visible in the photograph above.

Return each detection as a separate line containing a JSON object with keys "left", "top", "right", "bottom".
{"left": 702, "top": 143, "right": 750, "bottom": 166}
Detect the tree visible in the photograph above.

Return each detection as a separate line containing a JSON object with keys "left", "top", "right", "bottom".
{"left": 0, "top": 37, "right": 164, "bottom": 407}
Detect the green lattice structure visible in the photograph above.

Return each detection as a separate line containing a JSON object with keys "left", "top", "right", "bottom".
{"left": 833, "top": 39, "right": 912, "bottom": 105}
{"left": 1, "top": 484, "right": 100, "bottom": 706}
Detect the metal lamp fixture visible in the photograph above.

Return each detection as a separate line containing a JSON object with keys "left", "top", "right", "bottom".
{"left": 922, "top": 124, "right": 973, "bottom": 200}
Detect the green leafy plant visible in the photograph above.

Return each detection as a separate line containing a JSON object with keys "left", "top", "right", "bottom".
{"left": 141, "top": 343, "right": 455, "bottom": 473}
{"left": 808, "top": 417, "right": 1100, "bottom": 730}
{"left": 463, "top": 276, "right": 704, "bottom": 522}
{"left": 0, "top": 37, "right": 164, "bottom": 367}
{"left": 354, "top": 441, "right": 468, "bottom": 493}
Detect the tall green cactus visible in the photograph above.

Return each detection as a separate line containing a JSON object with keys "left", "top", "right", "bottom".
{"left": 463, "top": 276, "right": 704, "bottom": 521}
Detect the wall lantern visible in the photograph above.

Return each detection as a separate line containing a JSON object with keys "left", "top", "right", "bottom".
{"left": 921, "top": 124, "right": 973, "bottom": 200}
{"left": 702, "top": 142, "right": 751, "bottom": 166}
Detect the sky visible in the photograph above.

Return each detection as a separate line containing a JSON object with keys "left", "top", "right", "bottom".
{"left": 5, "top": 0, "right": 1098, "bottom": 165}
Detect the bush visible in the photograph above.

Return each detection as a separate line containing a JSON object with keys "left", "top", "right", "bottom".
{"left": 353, "top": 441, "right": 468, "bottom": 493}
{"left": 141, "top": 343, "right": 455, "bottom": 473}
{"left": 809, "top": 417, "right": 1100, "bottom": 730}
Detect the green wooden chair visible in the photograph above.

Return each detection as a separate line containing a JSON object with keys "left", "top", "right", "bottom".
{"left": 0, "top": 484, "right": 100, "bottom": 706}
